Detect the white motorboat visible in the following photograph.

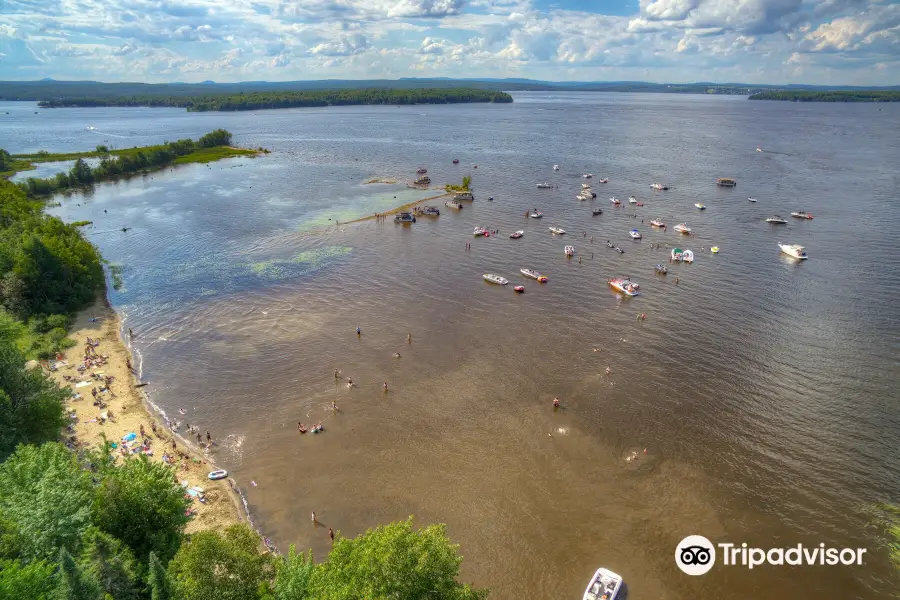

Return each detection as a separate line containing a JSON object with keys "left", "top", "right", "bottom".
{"left": 577, "top": 191, "right": 593, "bottom": 201}
{"left": 609, "top": 197, "right": 621, "bottom": 205}
{"left": 629, "top": 229, "right": 641, "bottom": 239}
{"left": 748, "top": 197, "right": 757, "bottom": 202}
{"left": 444, "top": 200, "right": 463, "bottom": 209}
{"left": 583, "top": 173, "right": 593, "bottom": 179}
{"left": 628, "top": 196, "right": 637, "bottom": 204}
{"left": 650, "top": 219, "right": 666, "bottom": 227}
{"left": 583, "top": 568, "right": 623, "bottom": 600}
{"left": 674, "top": 223, "right": 691, "bottom": 234}
{"left": 683, "top": 249, "right": 694, "bottom": 263}
{"left": 598, "top": 178, "right": 609, "bottom": 184}
{"left": 765, "top": 216, "right": 787, "bottom": 224}
{"left": 582, "top": 183, "right": 592, "bottom": 189}
{"left": 483, "top": 274, "right": 508, "bottom": 285}
{"left": 791, "top": 211, "right": 814, "bottom": 219}
{"left": 536, "top": 183, "right": 552, "bottom": 189}
{"left": 779, "top": 242, "right": 808, "bottom": 259}
{"left": 608, "top": 277, "right": 640, "bottom": 296}
{"left": 394, "top": 212, "right": 416, "bottom": 223}
{"left": 695, "top": 203, "right": 706, "bottom": 210}
{"left": 509, "top": 230, "right": 524, "bottom": 239}
{"left": 650, "top": 183, "right": 669, "bottom": 191}
{"left": 564, "top": 245, "right": 575, "bottom": 256}
{"left": 549, "top": 226, "right": 566, "bottom": 235}
{"left": 530, "top": 211, "right": 543, "bottom": 218}
{"left": 521, "top": 268, "right": 548, "bottom": 282}
{"left": 553, "top": 164, "right": 560, "bottom": 171}
{"left": 671, "top": 247, "right": 684, "bottom": 261}
{"left": 473, "top": 226, "right": 487, "bottom": 236}
{"left": 454, "top": 191, "right": 474, "bottom": 201}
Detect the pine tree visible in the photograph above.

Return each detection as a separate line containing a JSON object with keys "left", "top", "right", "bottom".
{"left": 55, "top": 547, "right": 101, "bottom": 600}
{"left": 148, "top": 552, "right": 171, "bottom": 600}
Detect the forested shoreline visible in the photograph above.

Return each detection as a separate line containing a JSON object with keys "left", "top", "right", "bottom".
{"left": 35, "top": 88, "right": 513, "bottom": 111}
{"left": 749, "top": 90, "right": 900, "bottom": 102}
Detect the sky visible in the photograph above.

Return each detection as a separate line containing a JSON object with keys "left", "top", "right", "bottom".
{"left": 0, "top": 0, "right": 898, "bottom": 85}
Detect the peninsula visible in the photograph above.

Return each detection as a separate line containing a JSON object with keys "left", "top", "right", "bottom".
{"left": 749, "top": 90, "right": 900, "bottom": 102}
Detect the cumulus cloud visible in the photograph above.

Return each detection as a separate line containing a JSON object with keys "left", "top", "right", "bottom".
{"left": 309, "top": 33, "right": 369, "bottom": 56}
{"left": 386, "top": 0, "right": 466, "bottom": 18}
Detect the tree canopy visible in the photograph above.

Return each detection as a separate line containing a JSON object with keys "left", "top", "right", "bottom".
{"left": 749, "top": 90, "right": 900, "bottom": 102}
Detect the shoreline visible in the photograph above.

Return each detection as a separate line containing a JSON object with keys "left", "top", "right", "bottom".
{"left": 344, "top": 189, "right": 451, "bottom": 225}
{"left": 48, "top": 294, "right": 259, "bottom": 540}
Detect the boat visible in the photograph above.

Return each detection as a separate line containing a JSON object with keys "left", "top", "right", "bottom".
{"left": 650, "top": 219, "right": 666, "bottom": 227}
{"left": 609, "top": 277, "right": 640, "bottom": 296}
{"left": 695, "top": 203, "right": 706, "bottom": 210}
{"left": 530, "top": 211, "right": 543, "bottom": 218}
{"left": 635, "top": 202, "right": 644, "bottom": 206}
{"left": 416, "top": 167, "right": 427, "bottom": 174}
{"left": 710, "top": 246, "right": 719, "bottom": 254}
{"left": 418, "top": 206, "right": 440, "bottom": 216}
{"left": 765, "top": 216, "right": 787, "bottom": 224}
{"left": 592, "top": 208, "right": 603, "bottom": 216}
{"left": 583, "top": 568, "right": 623, "bottom": 600}
{"left": 683, "top": 249, "right": 694, "bottom": 263}
{"left": 483, "top": 274, "right": 508, "bottom": 285}
{"left": 208, "top": 470, "right": 228, "bottom": 480}
{"left": 394, "top": 212, "right": 416, "bottom": 223}
{"left": 582, "top": 183, "right": 592, "bottom": 189}
{"left": 629, "top": 196, "right": 637, "bottom": 204}
{"left": 549, "top": 226, "right": 566, "bottom": 235}
{"left": 454, "top": 191, "right": 474, "bottom": 201}
{"left": 509, "top": 230, "right": 524, "bottom": 239}
{"left": 610, "top": 197, "right": 621, "bottom": 205}
{"left": 537, "top": 183, "right": 552, "bottom": 189}
{"left": 757, "top": 147, "right": 762, "bottom": 152}
{"left": 553, "top": 164, "right": 560, "bottom": 171}
{"left": 716, "top": 177, "right": 737, "bottom": 187}
{"left": 473, "top": 226, "right": 487, "bottom": 236}
{"left": 452, "top": 159, "right": 460, "bottom": 164}
{"left": 444, "top": 200, "right": 463, "bottom": 210}
{"left": 413, "top": 176, "right": 431, "bottom": 185}
{"left": 674, "top": 223, "right": 691, "bottom": 234}
{"left": 598, "top": 178, "right": 608, "bottom": 184}
{"left": 791, "top": 211, "right": 814, "bottom": 219}
{"left": 614, "top": 247, "right": 625, "bottom": 254}
{"left": 520, "top": 268, "right": 548, "bottom": 282}
{"left": 577, "top": 191, "right": 593, "bottom": 201}
{"left": 650, "top": 183, "right": 669, "bottom": 191}
{"left": 605, "top": 241, "right": 614, "bottom": 248}
{"left": 514, "top": 286, "right": 525, "bottom": 293}
{"left": 671, "top": 247, "right": 683, "bottom": 261}
{"left": 779, "top": 242, "right": 808, "bottom": 259}
{"left": 629, "top": 229, "right": 641, "bottom": 239}
{"left": 655, "top": 264, "right": 668, "bottom": 274}
{"left": 583, "top": 173, "right": 593, "bottom": 179}
{"left": 565, "top": 245, "right": 575, "bottom": 256}
{"left": 748, "top": 197, "right": 757, "bottom": 202}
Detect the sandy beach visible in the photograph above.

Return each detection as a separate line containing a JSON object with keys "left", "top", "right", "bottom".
{"left": 47, "top": 298, "right": 245, "bottom": 534}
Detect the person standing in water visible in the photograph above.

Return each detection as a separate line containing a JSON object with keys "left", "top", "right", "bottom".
{"left": 383, "top": 382, "right": 388, "bottom": 392}
{"left": 356, "top": 327, "right": 361, "bottom": 336}
{"left": 311, "top": 511, "right": 316, "bottom": 525}
{"left": 407, "top": 333, "right": 412, "bottom": 344}
{"left": 329, "top": 527, "right": 335, "bottom": 543}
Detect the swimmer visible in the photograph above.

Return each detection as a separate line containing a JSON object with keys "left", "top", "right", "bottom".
{"left": 179, "top": 408, "right": 186, "bottom": 415}
{"left": 393, "top": 352, "right": 401, "bottom": 358}
{"left": 605, "top": 367, "right": 611, "bottom": 375}
{"left": 334, "top": 369, "right": 340, "bottom": 379}
{"left": 383, "top": 382, "right": 388, "bottom": 392}
{"left": 593, "top": 346, "right": 601, "bottom": 352}
{"left": 331, "top": 401, "right": 338, "bottom": 412}
{"left": 356, "top": 327, "right": 361, "bottom": 336}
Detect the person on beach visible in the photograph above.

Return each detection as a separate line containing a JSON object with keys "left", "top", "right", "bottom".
{"left": 206, "top": 431, "right": 212, "bottom": 444}
{"left": 128, "top": 328, "right": 134, "bottom": 338}
{"left": 171, "top": 440, "right": 177, "bottom": 451}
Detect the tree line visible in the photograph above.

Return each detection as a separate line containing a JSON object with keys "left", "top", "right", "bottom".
{"left": 36, "top": 88, "right": 513, "bottom": 111}
{"left": 749, "top": 90, "right": 900, "bottom": 102}
{"left": 14, "top": 129, "right": 233, "bottom": 196}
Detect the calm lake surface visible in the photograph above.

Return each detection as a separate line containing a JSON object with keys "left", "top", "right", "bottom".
{"left": 2, "top": 94, "right": 899, "bottom": 599}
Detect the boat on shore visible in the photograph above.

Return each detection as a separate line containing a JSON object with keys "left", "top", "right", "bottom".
{"left": 674, "top": 223, "right": 691, "bottom": 234}
{"left": 394, "top": 212, "right": 416, "bottom": 223}
{"left": 650, "top": 218, "right": 666, "bottom": 227}
{"left": 650, "top": 183, "right": 668, "bottom": 191}
{"left": 695, "top": 203, "right": 706, "bottom": 210}
{"left": 444, "top": 200, "right": 463, "bottom": 210}
{"left": 549, "top": 226, "right": 566, "bottom": 235}
{"left": 208, "top": 470, "right": 228, "bottom": 480}
{"left": 454, "top": 191, "right": 474, "bottom": 201}
{"left": 483, "top": 274, "right": 508, "bottom": 285}
{"left": 766, "top": 216, "right": 787, "bottom": 224}
{"left": 629, "top": 229, "right": 641, "bottom": 239}
{"left": 592, "top": 208, "right": 603, "bottom": 216}
{"left": 565, "top": 245, "right": 575, "bottom": 256}
{"left": 779, "top": 242, "right": 808, "bottom": 259}
{"left": 716, "top": 177, "right": 737, "bottom": 187}
{"left": 609, "top": 277, "right": 640, "bottom": 296}
{"left": 537, "top": 183, "right": 552, "bottom": 189}
{"left": 655, "top": 264, "right": 668, "bottom": 274}
{"left": 521, "top": 268, "right": 548, "bottom": 282}
{"left": 583, "top": 568, "right": 623, "bottom": 600}
{"left": 791, "top": 211, "right": 814, "bottom": 219}
{"left": 529, "top": 210, "right": 543, "bottom": 219}
{"left": 510, "top": 230, "right": 524, "bottom": 239}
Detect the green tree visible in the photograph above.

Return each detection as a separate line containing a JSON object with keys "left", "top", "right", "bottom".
{"left": 78, "top": 528, "right": 140, "bottom": 600}
{"left": 148, "top": 552, "right": 171, "bottom": 600}
{"left": 94, "top": 145, "right": 108, "bottom": 153}
{"left": 0, "top": 558, "right": 56, "bottom": 600}
{"left": 0, "top": 443, "right": 93, "bottom": 559}
{"left": 69, "top": 159, "right": 93, "bottom": 185}
{"left": 309, "top": 518, "right": 488, "bottom": 600}
{"left": 167, "top": 525, "right": 275, "bottom": 600}
{"left": 273, "top": 546, "right": 314, "bottom": 600}
{"left": 92, "top": 454, "right": 190, "bottom": 563}
{"left": 462, "top": 175, "right": 471, "bottom": 191}
{"left": 54, "top": 547, "right": 102, "bottom": 600}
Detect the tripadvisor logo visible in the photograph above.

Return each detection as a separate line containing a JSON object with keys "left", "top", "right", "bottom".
{"left": 675, "top": 535, "right": 867, "bottom": 575}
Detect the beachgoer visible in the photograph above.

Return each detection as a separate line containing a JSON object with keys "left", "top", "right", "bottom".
{"left": 171, "top": 440, "right": 176, "bottom": 451}
{"left": 383, "top": 382, "right": 388, "bottom": 392}
{"left": 332, "top": 401, "right": 338, "bottom": 411}
{"left": 140, "top": 424, "right": 145, "bottom": 436}
{"left": 356, "top": 327, "right": 361, "bottom": 336}
{"left": 553, "top": 398, "right": 560, "bottom": 408}
{"left": 334, "top": 369, "right": 340, "bottom": 379}
{"left": 128, "top": 328, "right": 134, "bottom": 338}
{"left": 311, "top": 512, "right": 316, "bottom": 524}
{"left": 329, "top": 527, "right": 335, "bottom": 542}
{"left": 197, "top": 432, "right": 202, "bottom": 444}
{"left": 393, "top": 352, "right": 401, "bottom": 358}
{"left": 407, "top": 333, "right": 412, "bottom": 344}
{"left": 348, "top": 377, "right": 353, "bottom": 386}
{"left": 206, "top": 431, "right": 211, "bottom": 444}
{"left": 675, "top": 278, "right": 679, "bottom": 285}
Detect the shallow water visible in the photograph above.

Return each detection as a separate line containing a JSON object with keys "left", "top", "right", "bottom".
{"left": 3, "top": 94, "right": 900, "bottom": 599}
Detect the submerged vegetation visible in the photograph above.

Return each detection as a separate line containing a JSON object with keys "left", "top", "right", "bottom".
{"left": 749, "top": 90, "right": 900, "bottom": 102}
{"left": 36, "top": 88, "right": 513, "bottom": 111}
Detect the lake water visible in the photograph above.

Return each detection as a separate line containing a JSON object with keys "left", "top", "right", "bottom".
{"left": 2, "top": 94, "right": 899, "bottom": 599}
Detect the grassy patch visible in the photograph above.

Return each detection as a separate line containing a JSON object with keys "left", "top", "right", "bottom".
{"left": 108, "top": 264, "right": 124, "bottom": 290}
{"left": 173, "top": 146, "right": 258, "bottom": 165}
{"left": 70, "top": 220, "right": 93, "bottom": 227}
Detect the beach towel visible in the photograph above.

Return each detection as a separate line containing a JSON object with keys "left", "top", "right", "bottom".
{"left": 122, "top": 432, "right": 137, "bottom": 442}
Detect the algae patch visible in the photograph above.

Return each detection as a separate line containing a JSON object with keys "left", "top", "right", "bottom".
{"left": 249, "top": 246, "right": 352, "bottom": 280}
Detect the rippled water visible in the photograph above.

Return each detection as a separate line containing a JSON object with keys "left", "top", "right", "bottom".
{"left": 3, "top": 94, "right": 899, "bottom": 599}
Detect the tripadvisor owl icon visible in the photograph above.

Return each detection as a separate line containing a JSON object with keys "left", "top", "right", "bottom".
{"left": 676, "top": 535, "right": 716, "bottom": 576}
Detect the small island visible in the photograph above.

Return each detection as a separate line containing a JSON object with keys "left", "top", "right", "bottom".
{"left": 749, "top": 90, "right": 900, "bottom": 102}
{"left": 1, "top": 129, "right": 262, "bottom": 195}
{"left": 36, "top": 88, "right": 514, "bottom": 111}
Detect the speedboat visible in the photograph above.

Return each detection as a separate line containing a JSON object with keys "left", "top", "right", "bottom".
{"left": 695, "top": 203, "right": 706, "bottom": 210}
{"left": 655, "top": 264, "right": 668, "bottom": 275}
{"left": 473, "top": 226, "right": 487, "bottom": 236}
{"left": 765, "top": 216, "right": 787, "bottom": 224}
{"left": 779, "top": 242, "right": 808, "bottom": 259}
{"left": 610, "top": 197, "right": 621, "bottom": 205}
{"left": 483, "top": 274, "right": 508, "bottom": 285}
{"left": 614, "top": 247, "right": 625, "bottom": 254}
{"left": 419, "top": 206, "right": 440, "bottom": 216}
{"left": 710, "top": 246, "right": 719, "bottom": 254}
{"left": 413, "top": 176, "right": 431, "bottom": 185}
{"left": 537, "top": 183, "right": 552, "bottom": 189}
{"left": 791, "top": 211, "right": 814, "bottom": 219}
{"left": 583, "top": 173, "right": 593, "bottom": 179}
{"left": 650, "top": 219, "right": 666, "bottom": 227}
{"left": 629, "top": 229, "right": 641, "bottom": 239}
{"left": 592, "top": 208, "right": 603, "bottom": 216}
{"left": 416, "top": 167, "right": 427, "bottom": 174}
{"left": 454, "top": 191, "right": 474, "bottom": 201}
{"left": 582, "top": 183, "right": 592, "bottom": 189}
{"left": 628, "top": 196, "right": 637, "bottom": 204}
{"left": 577, "top": 191, "right": 593, "bottom": 201}
{"left": 605, "top": 241, "right": 614, "bottom": 248}
{"left": 444, "top": 200, "right": 463, "bottom": 209}
{"left": 683, "top": 249, "right": 694, "bottom": 263}
{"left": 674, "top": 223, "right": 691, "bottom": 234}
{"left": 565, "top": 245, "right": 575, "bottom": 256}
{"left": 583, "top": 568, "right": 623, "bottom": 600}
{"left": 748, "top": 197, "right": 757, "bottom": 202}
{"left": 650, "top": 183, "right": 669, "bottom": 191}
{"left": 394, "top": 212, "right": 416, "bottom": 223}
{"left": 598, "top": 178, "right": 608, "bottom": 184}
{"left": 609, "top": 277, "right": 640, "bottom": 296}
{"left": 530, "top": 211, "right": 543, "bottom": 219}
{"left": 552, "top": 164, "right": 560, "bottom": 171}
{"left": 671, "top": 247, "right": 684, "bottom": 261}
{"left": 521, "top": 268, "right": 548, "bottom": 282}
{"left": 509, "top": 230, "right": 524, "bottom": 239}
{"left": 549, "top": 226, "right": 566, "bottom": 235}
{"left": 514, "top": 286, "right": 525, "bottom": 294}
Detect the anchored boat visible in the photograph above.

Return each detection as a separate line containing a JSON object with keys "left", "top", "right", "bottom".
{"left": 674, "top": 223, "right": 691, "bottom": 234}
{"left": 609, "top": 277, "right": 640, "bottom": 296}
{"left": 418, "top": 206, "right": 440, "bottom": 216}
{"left": 394, "top": 212, "right": 416, "bottom": 223}
{"left": 650, "top": 219, "right": 666, "bottom": 227}
{"left": 549, "top": 226, "right": 566, "bottom": 235}
{"left": 650, "top": 183, "right": 668, "bottom": 190}
{"left": 454, "top": 191, "right": 474, "bottom": 201}
{"left": 655, "top": 264, "right": 668, "bottom": 274}
{"left": 779, "top": 242, "right": 808, "bottom": 259}
{"left": 629, "top": 229, "right": 641, "bottom": 239}
{"left": 473, "top": 226, "right": 487, "bottom": 236}
{"left": 629, "top": 196, "right": 637, "bottom": 204}
{"left": 583, "top": 568, "right": 623, "bottom": 600}
{"left": 509, "top": 230, "right": 524, "bottom": 239}
{"left": 521, "top": 268, "right": 548, "bottom": 282}
{"left": 766, "top": 216, "right": 787, "bottom": 224}
{"left": 716, "top": 177, "right": 737, "bottom": 187}
{"left": 445, "top": 200, "right": 463, "bottom": 210}
{"left": 683, "top": 249, "right": 695, "bottom": 263}
{"left": 592, "top": 208, "right": 603, "bottom": 216}
{"left": 483, "top": 274, "right": 508, "bottom": 285}
{"left": 565, "top": 245, "right": 575, "bottom": 256}
{"left": 537, "top": 183, "right": 552, "bottom": 189}
{"left": 695, "top": 203, "right": 706, "bottom": 210}
{"left": 791, "top": 211, "right": 814, "bottom": 219}
{"left": 530, "top": 211, "right": 544, "bottom": 219}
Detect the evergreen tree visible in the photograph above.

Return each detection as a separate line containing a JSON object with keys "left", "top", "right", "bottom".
{"left": 148, "top": 552, "right": 171, "bottom": 600}
{"left": 54, "top": 547, "right": 102, "bottom": 600}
